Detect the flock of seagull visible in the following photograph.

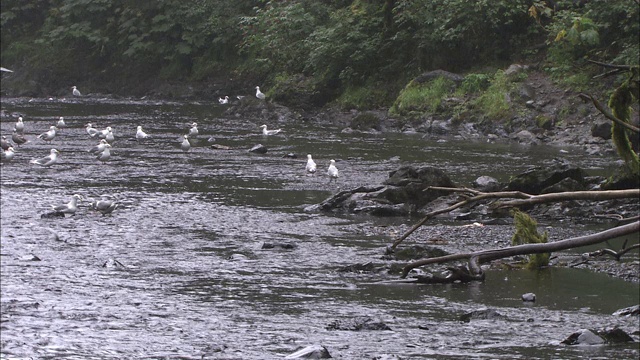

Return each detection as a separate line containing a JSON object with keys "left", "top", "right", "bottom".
{"left": 1, "top": 84, "right": 340, "bottom": 216}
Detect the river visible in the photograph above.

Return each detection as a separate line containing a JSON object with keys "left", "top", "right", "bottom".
{"left": 1, "top": 97, "right": 638, "bottom": 359}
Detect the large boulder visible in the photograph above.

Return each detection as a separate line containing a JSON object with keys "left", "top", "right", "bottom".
{"left": 507, "top": 162, "right": 587, "bottom": 194}
{"left": 307, "top": 166, "right": 456, "bottom": 216}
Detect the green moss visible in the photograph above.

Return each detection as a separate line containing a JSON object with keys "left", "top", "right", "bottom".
{"left": 535, "top": 114, "right": 553, "bottom": 130}
{"left": 389, "top": 76, "right": 455, "bottom": 117}
{"left": 473, "top": 70, "right": 513, "bottom": 121}
{"left": 511, "top": 210, "right": 550, "bottom": 270}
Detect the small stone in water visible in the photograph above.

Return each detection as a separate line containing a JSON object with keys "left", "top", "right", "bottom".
{"left": 522, "top": 293, "right": 536, "bottom": 302}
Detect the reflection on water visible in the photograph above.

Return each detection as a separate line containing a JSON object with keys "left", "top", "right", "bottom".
{"left": 1, "top": 97, "right": 637, "bottom": 359}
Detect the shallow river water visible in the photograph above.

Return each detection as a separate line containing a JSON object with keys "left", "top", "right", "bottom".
{"left": 1, "top": 97, "right": 638, "bottom": 359}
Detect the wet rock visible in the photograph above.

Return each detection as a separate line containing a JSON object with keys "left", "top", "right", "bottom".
{"left": 561, "top": 329, "right": 605, "bottom": 345}
{"left": 40, "top": 211, "right": 66, "bottom": 219}
{"left": 210, "top": 144, "right": 232, "bottom": 150}
{"left": 429, "top": 119, "right": 451, "bottom": 135}
{"left": 249, "top": 144, "right": 268, "bottom": 154}
{"left": 459, "top": 308, "right": 504, "bottom": 323}
{"left": 326, "top": 317, "right": 392, "bottom": 331}
{"left": 283, "top": 153, "right": 297, "bottom": 159}
{"left": 513, "top": 130, "right": 540, "bottom": 145}
{"left": 309, "top": 166, "right": 457, "bottom": 216}
{"left": 337, "top": 262, "right": 376, "bottom": 273}
{"left": 598, "top": 327, "right": 635, "bottom": 343}
{"left": 284, "top": 344, "right": 331, "bottom": 359}
{"left": 507, "top": 163, "right": 587, "bottom": 194}
{"left": 612, "top": 305, "right": 640, "bottom": 317}
{"left": 541, "top": 177, "right": 585, "bottom": 194}
{"left": 472, "top": 176, "right": 502, "bottom": 192}
{"left": 519, "top": 83, "right": 536, "bottom": 101}
{"left": 261, "top": 242, "right": 297, "bottom": 250}
{"left": 591, "top": 122, "right": 612, "bottom": 140}
{"left": 384, "top": 245, "right": 449, "bottom": 261}
{"left": 521, "top": 293, "right": 536, "bottom": 302}
{"left": 350, "top": 112, "right": 382, "bottom": 131}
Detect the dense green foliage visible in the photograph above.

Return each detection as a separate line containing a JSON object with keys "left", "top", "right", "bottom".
{"left": 1, "top": 0, "right": 638, "bottom": 106}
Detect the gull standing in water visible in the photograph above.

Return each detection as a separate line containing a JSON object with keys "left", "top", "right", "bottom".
{"left": 56, "top": 116, "right": 66, "bottom": 129}
{"left": 104, "top": 127, "right": 115, "bottom": 144}
{"left": 86, "top": 123, "right": 100, "bottom": 137}
{"left": 12, "top": 129, "right": 27, "bottom": 145}
{"left": 91, "top": 198, "right": 119, "bottom": 215}
{"left": 14, "top": 116, "right": 25, "bottom": 133}
{"left": 1, "top": 147, "right": 16, "bottom": 162}
{"left": 255, "top": 86, "right": 266, "bottom": 100}
{"left": 305, "top": 154, "right": 317, "bottom": 174}
{"left": 327, "top": 159, "right": 339, "bottom": 183}
{"left": 97, "top": 144, "right": 112, "bottom": 163}
{"left": 37, "top": 126, "right": 57, "bottom": 143}
{"left": 136, "top": 126, "right": 151, "bottom": 142}
{"left": 89, "top": 139, "right": 109, "bottom": 154}
{"left": 188, "top": 122, "right": 199, "bottom": 137}
{"left": 52, "top": 194, "right": 83, "bottom": 215}
{"left": 72, "top": 86, "right": 82, "bottom": 96}
{"left": 218, "top": 96, "right": 229, "bottom": 104}
{"left": 259, "top": 124, "right": 282, "bottom": 135}
{"left": 181, "top": 135, "right": 191, "bottom": 152}
{"left": 1, "top": 136, "right": 10, "bottom": 151}
{"left": 30, "top": 149, "right": 60, "bottom": 167}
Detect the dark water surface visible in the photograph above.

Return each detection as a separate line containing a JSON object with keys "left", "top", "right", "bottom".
{"left": 1, "top": 97, "right": 638, "bottom": 359}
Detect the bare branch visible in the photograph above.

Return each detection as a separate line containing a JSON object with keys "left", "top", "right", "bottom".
{"left": 401, "top": 221, "right": 640, "bottom": 278}
{"left": 494, "top": 189, "right": 640, "bottom": 208}
{"left": 587, "top": 59, "right": 637, "bottom": 70}
{"left": 578, "top": 93, "right": 640, "bottom": 133}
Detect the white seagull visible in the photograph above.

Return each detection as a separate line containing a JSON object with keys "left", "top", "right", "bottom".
{"left": 1, "top": 136, "right": 10, "bottom": 151}
{"left": 181, "top": 135, "right": 191, "bottom": 152}
{"left": 1, "top": 147, "right": 16, "bottom": 162}
{"left": 89, "top": 139, "right": 109, "bottom": 154}
{"left": 255, "top": 86, "right": 266, "bottom": 99}
{"left": 327, "top": 159, "right": 339, "bottom": 183}
{"left": 56, "top": 116, "right": 66, "bottom": 129}
{"left": 37, "top": 126, "right": 57, "bottom": 143}
{"left": 305, "top": 154, "right": 317, "bottom": 174}
{"left": 218, "top": 96, "right": 229, "bottom": 104}
{"left": 72, "top": 86, "right": 82, "bottom": 96}
{"left": 30, "top": 149, "right": 60, "bottom": 167}
{"left": 259, "top": 124, "right": 282, "bottom": 136}
{"left": 97, "top": 126, "right": 111, "bottom": 139}
{"left": 52, "top": 194, "right": 83, "bottom": 215}
{"left": 86, "top": 123, "right": 100, "bottom": 137}
{"left": 188, "top": 122, "right": 199, "bottom": 137}
{"left": 97, "top": 144, "right": 112, "bottom": 163}
{"left": 91, "top": 198, "right": 119, "bottom": 215}
{"left": 11, "top": 130, "right": 27, "bottom": 145}
{"left": 14, "top": 116, "right": 25, "bottom": 133}
{"left": 136, "top": 126, "right": 151, "bottom": 141}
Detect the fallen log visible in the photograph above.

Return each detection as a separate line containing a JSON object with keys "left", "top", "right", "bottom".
{"left": 388, "top": 187, "right": 639, "bottom": 251}
{"left": 400, "top": 220, "right": 639, "bottom": 279}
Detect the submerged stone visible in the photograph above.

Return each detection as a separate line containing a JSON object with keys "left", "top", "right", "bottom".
{"left": 326, "top": 317, "right": 391, "bottom": 331}
{"left": 284, "top": 344, "right": 331, "bottom": 359}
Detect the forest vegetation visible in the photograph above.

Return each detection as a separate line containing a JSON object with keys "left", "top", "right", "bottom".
{"left": 1, "top": 0, "right": 638, "bottom": 111}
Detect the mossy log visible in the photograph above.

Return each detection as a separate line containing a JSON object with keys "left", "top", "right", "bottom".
{"left": 400, "top": 221, "right": 639, "bottom": 279}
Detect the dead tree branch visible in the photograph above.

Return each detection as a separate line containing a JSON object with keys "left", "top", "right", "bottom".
{"left": 493, "top": 189, "right": 640, "bottom": 208}
{"left": 578, "top": 93, "right": 640, "bottom": 133}
{"left": 401, "top": 221, "right": 640, "bottom": 279}
{"left": 388, "top": 187, "right": 638, "bottom": 251}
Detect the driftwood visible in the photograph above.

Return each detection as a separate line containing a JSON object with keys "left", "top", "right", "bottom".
{"left": 401, "top": 221, "right": 640, "bottom": 279}
{"left": 388, "top": 187, "right": 639, "bottom": 251}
